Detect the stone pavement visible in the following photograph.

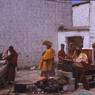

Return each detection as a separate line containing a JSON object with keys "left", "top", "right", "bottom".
{"left": 15, "top": 70, "right": 41, "bottom": 84}
{"left": 0, "top": 69, "right": 74, "bottom": 95}
{"left": 1, "top": 69, "right": 95, "bottom": 95}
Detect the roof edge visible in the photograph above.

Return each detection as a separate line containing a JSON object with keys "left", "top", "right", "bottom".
{"left": 59, "top": 26, "right": 89, "bottom": 32}
{"left": 72, "top": 1, "right": 90, "bottom": 7}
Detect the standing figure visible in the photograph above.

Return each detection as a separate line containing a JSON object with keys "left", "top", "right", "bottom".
{"left": 4, "top": 46, "right": 18, "bottom": 84}
{"left": 38, "top": 41, "right": 55, "bottom": 79}
{"left": 58, "top": 44, "right": 66, "bottom": 63}
{"left": 58, "top": 44, "right": 66, "bottom": 70}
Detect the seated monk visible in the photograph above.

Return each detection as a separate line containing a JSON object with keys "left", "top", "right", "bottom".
{"left": 71, "top": 48, "right": 89, "bottom": 89}
{"left": 72, "top": 48, "right": 88, "bottom": 68}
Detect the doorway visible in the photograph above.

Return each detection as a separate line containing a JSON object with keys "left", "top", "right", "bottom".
{"left": 67, "top": 36, "right": 83, "bottom": 53}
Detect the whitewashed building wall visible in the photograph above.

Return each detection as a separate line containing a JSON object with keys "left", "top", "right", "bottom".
{"left": 58, "top": 3, "right": 90, "bottom": 51}
{"left": 73, "top": 3, "right": 90, "bottom": 26}
{"left": 58, "top": 31, "right": 90, "bottom": 52}
{"left": 89, "top": 1, "right": 95, "bottom": 46}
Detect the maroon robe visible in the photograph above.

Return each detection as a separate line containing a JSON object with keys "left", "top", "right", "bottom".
{"left": 58, "top": 49, "right": 66, "bottom": 63}
{"left": 6, "top": 49, "right": 18, "bottom": 82}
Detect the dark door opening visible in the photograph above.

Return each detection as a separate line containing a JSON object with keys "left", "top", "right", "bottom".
{"left": 67, "top": 36, "right": 83, "bottom": 53}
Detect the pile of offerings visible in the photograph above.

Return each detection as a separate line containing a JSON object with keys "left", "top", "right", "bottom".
{"left": 14, "top": 76, "right": 69, "bottom": 94}
{"left": 14, "top": 70, "right": 73, "bottom": 94}
{"left": 30, "top": 78, "right": 67, "bottom": 93}
{"left": 29, "top": 77, "right": 68, "bottom": 94}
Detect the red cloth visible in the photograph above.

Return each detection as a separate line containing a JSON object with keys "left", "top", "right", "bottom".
{"left": 11, "top": 50, "right": 18, "bottom": 65}
{"left": 58, "top": 49, "right": 66, "bottom": 63}
{"left": 5, "top": 49, "right": 18, "bottom": 82}
{"left": 5, "top": 49, "right": 18, "bottom": 65}
{"left": 7, "top": 64, "right": 16, "bottom": 81}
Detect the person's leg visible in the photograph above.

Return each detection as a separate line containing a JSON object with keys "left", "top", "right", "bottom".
{"left": 48, "top": 69, "right": 55, "bottom": 78}
{"left": 57, "top": 62, "right": 63, "bottom": 70}
{"left": 7, "top": 64, "right": 16, "bottom": 84}
{"left": 62, "top": 60, "right": 73, "bottom": 71}
{"left": 41, "top": 71, "right": 48, "bottom": 78}
{"left": 72, "top": 65, "right": 81, "bottom": 89}
{"left": 11, "top": 65, "right": 16, "bottom": 82}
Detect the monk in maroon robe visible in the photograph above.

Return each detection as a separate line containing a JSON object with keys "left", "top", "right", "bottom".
{"left": 58, "top": 44, "right": 66, "bottom": 63}
{"left": 5, "top": 46, "right": 18, "bottom": 84}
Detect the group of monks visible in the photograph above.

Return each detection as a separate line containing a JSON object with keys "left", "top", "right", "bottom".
{"left": 3, "top": 42, "right": 88, "bottom": 85}
{"left": 58, "top": 44, "right": 88, "bottom": 68}
{"left": 38, "top": 41, "right": 89, "bottom": 80}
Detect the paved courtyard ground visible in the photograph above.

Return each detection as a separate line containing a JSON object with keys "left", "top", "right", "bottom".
{"left": 0, "top": 69, "right": 95, "bottom": 95}
{"left": 0, "top": 70, "right": 72, "bottom": 95}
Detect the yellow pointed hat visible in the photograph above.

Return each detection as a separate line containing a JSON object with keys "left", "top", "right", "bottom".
{"left": 42, "top": 40, "right": 52, "bottom": 46}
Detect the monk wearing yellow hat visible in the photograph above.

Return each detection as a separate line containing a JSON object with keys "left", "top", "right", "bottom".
{"left": 38, "top": 40, "right": 55, "bottom": 79}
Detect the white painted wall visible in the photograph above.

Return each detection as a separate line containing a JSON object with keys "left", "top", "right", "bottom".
{"left": 89, "top": 1, "right": 95, "bottom": 46}
{"left": 58, "top": 2, "right": 92, "bottom": 53}
{"left": 73, "top": 3, "right": 90, "bottom": 26}
{"left": 58, "top": 31, "right": 90, "bottom": 52}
